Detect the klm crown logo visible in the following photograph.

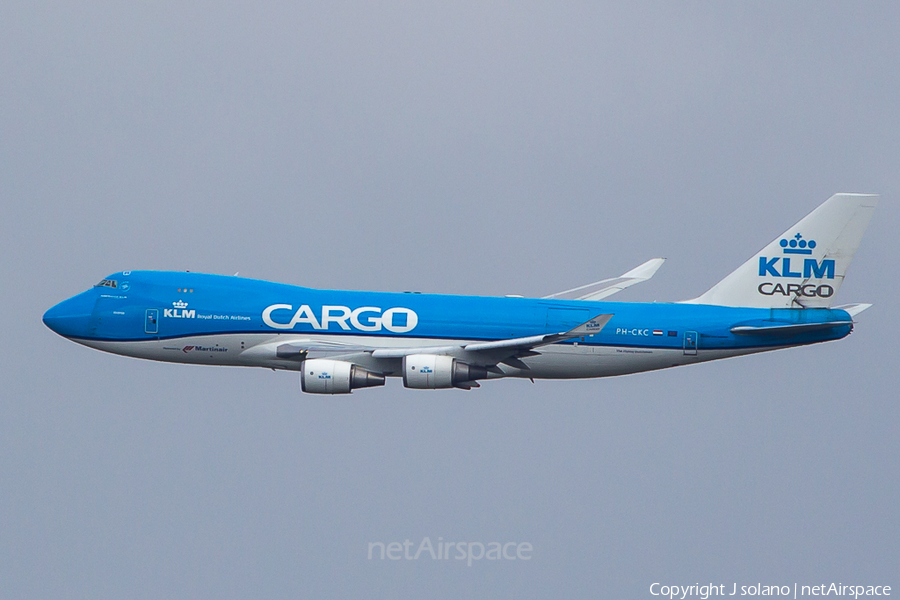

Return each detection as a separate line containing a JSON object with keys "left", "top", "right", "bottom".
{"left": 757, "top": 232, "right": 835, "bottom": 298}
{"left": 165, "top": 299, "right": 195, "bottom": 319}
{"left": 780, "top": 233, "right": 817, "bottom": 255}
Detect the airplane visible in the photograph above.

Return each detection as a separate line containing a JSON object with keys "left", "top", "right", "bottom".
{"left": 43, "top": 193, "right": 878, "bottom": 394}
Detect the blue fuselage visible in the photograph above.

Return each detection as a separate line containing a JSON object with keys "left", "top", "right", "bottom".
{"left": 43, "top": 271, "right": 854, "bottom": 381}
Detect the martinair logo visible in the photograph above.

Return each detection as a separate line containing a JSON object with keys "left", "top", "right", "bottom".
{"left": 165, "top": 300, "right": 196, "bottom": 319}
{"left": 182, "top": 345, "right": 227, "bottom": 353}
{"left": 757, "top": 233, "right": 835, "bottom": 298}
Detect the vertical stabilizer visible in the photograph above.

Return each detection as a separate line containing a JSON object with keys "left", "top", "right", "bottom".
{"left": 686, "top": 193, "right": 878, "bottom": 308}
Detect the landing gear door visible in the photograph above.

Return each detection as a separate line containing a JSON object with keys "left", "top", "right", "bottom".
{"left": 145, "top": 309, "right": 159, "bottom": 334}
{"left": 683, "top": 331, "right": 698, "bottom": 356}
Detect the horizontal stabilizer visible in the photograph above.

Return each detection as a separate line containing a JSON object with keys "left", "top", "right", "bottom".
{"left": 731, "top": 321, "right": 852, "bottom": 335}
{"left": 543, "top": 258, "right": 665, "bottom": 301}
{"left": 832, "top": 303, "right": 873, "bottom": 318}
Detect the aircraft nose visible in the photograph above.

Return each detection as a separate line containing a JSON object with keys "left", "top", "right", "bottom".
{"left": 43, "top": 291, "right": 96, "bottom": 338}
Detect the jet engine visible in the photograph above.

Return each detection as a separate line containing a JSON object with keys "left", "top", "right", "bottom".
{"left": 300, "top": 359, "right": 385, "bottom": 394}
{"left": 402, "top": 354, "right": 489, "bottom": 389}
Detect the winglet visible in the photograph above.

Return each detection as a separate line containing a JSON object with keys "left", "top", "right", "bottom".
{"left": 620, "top": 257, "right": 666, "bottom": 280}
{"left": 543, "top": 258, "right": 665, "bottom": 301}
{"left": 564, "top": 313, "right": 615, "bottom": 337}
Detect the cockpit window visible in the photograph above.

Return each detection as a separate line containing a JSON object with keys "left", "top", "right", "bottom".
{"left": 94, "top": 279, "right": 118, "bottom": 288}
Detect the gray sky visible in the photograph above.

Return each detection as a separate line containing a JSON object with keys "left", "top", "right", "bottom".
{"left": 2, "top": 2, "right": 898, "bottom": 598}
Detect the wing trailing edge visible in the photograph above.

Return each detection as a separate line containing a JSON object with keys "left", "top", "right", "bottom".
{"left": 370, "top": 314, "right": 615, "bottom": 360}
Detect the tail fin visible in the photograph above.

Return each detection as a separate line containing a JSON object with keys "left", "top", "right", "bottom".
{"left": 686, "top": 193, "right": 879, "bottom": 308}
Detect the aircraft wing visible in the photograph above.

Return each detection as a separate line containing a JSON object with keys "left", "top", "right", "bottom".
{"left": 240, "top": 337, "right": 375, "bottom": 361}
{"left": 460, "top": 313, "right": 613, "bottom": 353}
{"left": 244, "top": 314, "right": 614, "bottom": 371}
{"left": 543, "top": 258, "right": 665, "bottom": 301}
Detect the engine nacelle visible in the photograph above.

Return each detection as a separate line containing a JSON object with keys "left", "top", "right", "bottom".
{"left": 300, "top": 359, "right": 385, "bottom": 394}
{"left": 402, "top": 354, "right": 489, "bottom": 389}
